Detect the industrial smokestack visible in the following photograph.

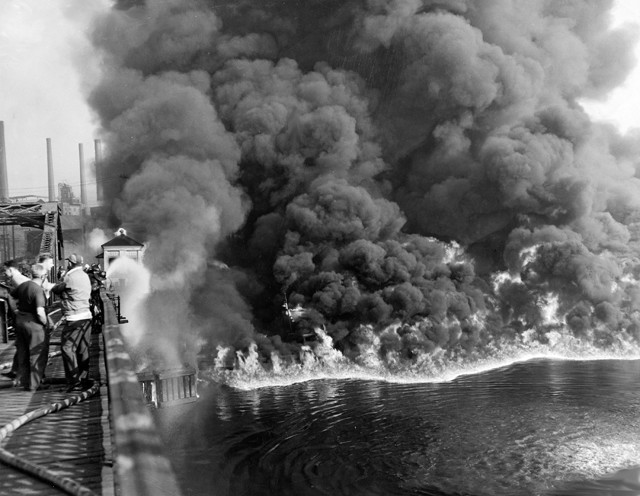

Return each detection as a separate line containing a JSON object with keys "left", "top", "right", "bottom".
{"left": 79, "top": 143, "right": 89, "bottom": 215}
{"left": 0, "top": 122, "right": 9, "bottom": 202}
{"left": 46, "top": 138, "right": 55, "bottom": 202}
{"left": 94, "top": 139, "right": 103, "bottom": 203}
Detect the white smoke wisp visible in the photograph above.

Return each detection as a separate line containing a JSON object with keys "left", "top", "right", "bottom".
{"left": 106, "top": 256, "right": 150, "bottom": 348}
{"left": 106, "top": 256, "right": 189, "bottom": 371}
{"left": 87, "top": 228, "right": 110, "bottom": 254}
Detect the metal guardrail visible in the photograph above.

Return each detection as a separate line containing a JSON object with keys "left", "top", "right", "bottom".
{"left": 100, "top": 292, "right": 183, "bottom": 496}
{"left": 0, "top": 298, "right": 10, "bottom": 344}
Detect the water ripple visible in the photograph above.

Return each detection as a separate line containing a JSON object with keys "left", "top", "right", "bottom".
{"left": 159, "top": 358, "right": 640, "bottom": 496}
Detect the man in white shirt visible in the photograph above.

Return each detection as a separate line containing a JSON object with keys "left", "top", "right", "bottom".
{"left": 51, "top": 253, "right": 93, "bottom": 392}
{"left": 37, "top": 252, "right": 55, "bottom": 300}
{"left": 1, "top": 260, "right": 29, "bottom": 382}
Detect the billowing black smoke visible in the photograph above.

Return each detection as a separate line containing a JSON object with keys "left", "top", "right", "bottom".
{"left": 88, "top": 0, "right": 640, "bottom": 370}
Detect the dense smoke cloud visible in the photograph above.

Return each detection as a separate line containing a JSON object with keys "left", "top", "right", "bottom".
{"left": 89, "top": 0, "right": 640, "bottom": 372}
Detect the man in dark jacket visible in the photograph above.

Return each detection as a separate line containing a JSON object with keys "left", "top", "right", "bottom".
{"left": 11, "top": 263, "right": 50, "bottom": 391}
{"left": 86, "top": 264, "right": 105, "bottom": 328}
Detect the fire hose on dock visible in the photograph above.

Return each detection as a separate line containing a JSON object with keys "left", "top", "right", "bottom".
{"left": 0, "top": 291, "right": 185, "bottom": 496}
{"left": 0, "top": 381, "right": 100, "bottom": 496}
{"left": 0, "top": 316, "right": 102, "bottom": 496}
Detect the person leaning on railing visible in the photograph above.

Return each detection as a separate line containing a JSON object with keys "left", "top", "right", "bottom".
{"left": 51, "top": 254, "right": 93, "bottom": 392}
{"left": 10, "top": 263, "right": 51, "bottom": 391}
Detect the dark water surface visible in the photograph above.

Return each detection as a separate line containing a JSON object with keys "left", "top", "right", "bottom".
{"left": 155, "top": 358, "right": 640, "bottom": 496}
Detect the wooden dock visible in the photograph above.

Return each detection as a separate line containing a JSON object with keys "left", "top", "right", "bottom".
{"left": 0, "top": 325, "right": 114, "bottom": 495}
{"left": 0, "top": 291, "right": 186, "bottom": 496}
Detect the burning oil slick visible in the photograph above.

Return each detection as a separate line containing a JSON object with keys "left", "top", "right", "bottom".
{"left": 87, "top": 0, "right": 640, "bottom": 380}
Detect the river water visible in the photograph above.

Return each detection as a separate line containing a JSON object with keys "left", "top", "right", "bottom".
{"left": 156, "top": 358, "right": 640, "bottom": 496}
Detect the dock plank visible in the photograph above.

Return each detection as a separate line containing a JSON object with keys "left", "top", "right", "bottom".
{"left": 0, "top": 327, "right": 114, "bottom": 495}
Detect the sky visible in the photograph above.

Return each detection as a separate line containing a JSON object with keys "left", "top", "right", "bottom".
{"left": 0, "top": 0, "right": 109, "bottom": 203}
{"left": 0, "top": 0, "right": 639, "bottom": 204}
{"left": 580, "top": 0, "right": 640, "bottom": 133}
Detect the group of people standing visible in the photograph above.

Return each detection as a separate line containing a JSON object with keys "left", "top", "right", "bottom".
{"left": 1, "top": 253, "right": 95, "bottom": 392}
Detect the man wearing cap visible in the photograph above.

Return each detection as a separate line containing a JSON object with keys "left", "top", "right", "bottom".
{"left": 11, "top": 263, "right": 51, "bottom": 391}
{"left": 51, "top": 253, "right": 93, "bottom": 391}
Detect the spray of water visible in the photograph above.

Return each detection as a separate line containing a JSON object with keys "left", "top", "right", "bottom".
{"left": 105, "top": 257, "right": 158, "bottom": 365}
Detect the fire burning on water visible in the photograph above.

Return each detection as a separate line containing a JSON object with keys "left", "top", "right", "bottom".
{"left": 205, "top": 324, "right": 640, "bottom": 390}
{"left": 86, "top": 0, "right": 640, "bottom": 382}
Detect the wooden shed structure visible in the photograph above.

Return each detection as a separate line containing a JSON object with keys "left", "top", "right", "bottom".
{"left": 101, "top": 228, "right": 144, "bottom": 273}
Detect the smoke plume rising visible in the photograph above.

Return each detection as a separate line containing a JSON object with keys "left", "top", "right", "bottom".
{"left": 88, "top": 0, "right": 640, "bottom": 375}
{"left": 88, "top": 227, "right": 110, "bottom": 253}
